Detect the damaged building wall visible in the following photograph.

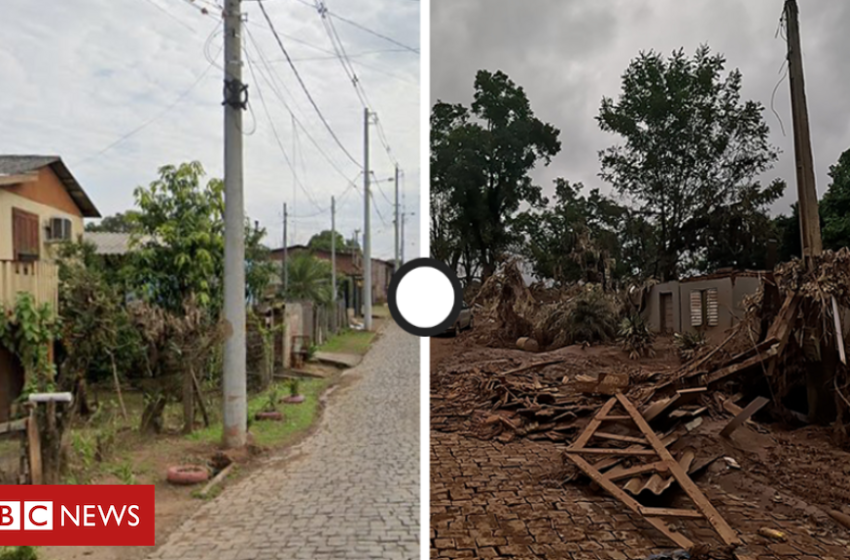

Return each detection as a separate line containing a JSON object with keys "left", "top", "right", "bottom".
{"left": 645, "top": 273, "right": 764, "bottom": 340}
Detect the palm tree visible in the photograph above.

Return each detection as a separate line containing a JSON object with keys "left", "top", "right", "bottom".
{"left": 283, "top": 253, "right": 333, "bottom": 304}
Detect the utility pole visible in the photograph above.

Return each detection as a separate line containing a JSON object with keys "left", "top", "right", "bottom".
{"left": 785, "top": 0, "right": 822, "bottom": 265}
{"left": 785, "top": 0, "right": 833, "bottom": 423}
{"left": 222, "top": 0, "right": 246, "bottom": 449}
{"left": 363, "top": 108, "right": 373, "bottom": 331}
{"left": 394, "top": 165, "right": 400, "bottom": 272}
{"left": 401, "top": 212, "right": 405, "bottom": 264}
{"left": 283, "top": 202, "right": 289, "bottom": 295}
{"left": 331, "top": 196, "right": 336, "bottom": 302}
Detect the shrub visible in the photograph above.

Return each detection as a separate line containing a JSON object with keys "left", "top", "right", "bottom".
{"left": 674, "top": 330, "right": 707, "bottom": 362}
{"left": 0, "top": 547, "right": 38, "bottom": 560}
{"left": 619, "top": 314, "right": 655, "bottom": 360}
{"left": 564, "top": 286, "right": 618, "bottom": 345}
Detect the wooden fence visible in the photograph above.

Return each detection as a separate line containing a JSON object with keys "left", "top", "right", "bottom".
{"left": 0, "top": 413, "right": 41, "bottom": 485}
{"left": 0, "top": 260, "right": 59, "bottom": 312}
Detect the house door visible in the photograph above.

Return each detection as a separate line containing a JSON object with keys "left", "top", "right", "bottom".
{"left": 660, "top": 293, "right": 674, "bottom": 333}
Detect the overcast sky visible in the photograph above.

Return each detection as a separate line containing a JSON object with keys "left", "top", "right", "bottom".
{"left": 431, "top": 0, "right": 850, "bottom": 216}
{"left": 0, "top": 0, "right": 419, "bottom": 261}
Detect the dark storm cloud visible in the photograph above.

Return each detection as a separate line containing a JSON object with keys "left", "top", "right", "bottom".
{"left": 431, "top": 0, "right": 850, "bottom": 215}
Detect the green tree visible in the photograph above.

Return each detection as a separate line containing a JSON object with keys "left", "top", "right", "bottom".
{"left": 128, "top": 162, "right": 225, "bottom": 313}
{"left": 518, "top": 180, "right": 626, "bottom": 286}
{"left": 431, "top": 70, "right": 561, "bottom": 280}
{"left": 308, "top": 230, "right": 357, "bottom": 252}
{"left": 284, "top": 253, "right": 333, "bottom": 304}
{"left": 85, "top": 211, "right": 141, "bottom": 233}
{"left": 821, "top": 148, "right": 850, "bottom": 251}
{"left": 598, "top": 45, "right": 782, "bottom": 280}
{"left": 245, "top": 221, "right": 277, "bottom": 304}
{"left": 687, "top": 180, "right": 785, "bottom": 272}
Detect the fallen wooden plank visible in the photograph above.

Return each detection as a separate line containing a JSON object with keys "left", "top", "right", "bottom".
{"left": 615, "top": 393, "right": 741, "bottom": 547}
{"left": 565, "top": 453, "right": 694, "bottom": 549}
{"left": 585, "top": 433, "right": 679, "bottom": 476}
{"left": 643, "top": 388, "right": 707, "bottom": 422}
{"left": 720, "top": 396, "right": 770, "bottom": 438}
{"left": 593, "top": 431, "right": 648, "bottom": 445}
{"left": 702, "top": 346, "right": 778, "bottom": 386}
{"left": 571, "top": 398, "right": 617, "bottom": 449}
{"left": 568, "top": 448, "right": 658, "bottom": 456}
{"left": 639, "top": 506, "right": 703, "bottom": 519}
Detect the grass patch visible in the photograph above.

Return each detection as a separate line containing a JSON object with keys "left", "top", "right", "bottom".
{"left": 187, "top": 378, "right": 329, "bottom": 448}
{"left": 0, "top": 547, "right": 38, "bottom": 560}
{"left": 318, "top": 329, "right": 376, "bottom": 356}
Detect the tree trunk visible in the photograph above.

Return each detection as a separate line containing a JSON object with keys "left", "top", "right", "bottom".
{"left": 140, "top": 394, "right": 167, "bottom": 434}
{"left": 182, "top": 366, "right": 195, "bottom": 434}
{"left": 109, "top": 352, "right": 128, "bottom": 420}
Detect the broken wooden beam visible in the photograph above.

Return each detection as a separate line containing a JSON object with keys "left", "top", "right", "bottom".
{"left": 720, "top": 396, "right": 770, "bottom": 438}
{"left": 643, "top": 387, "right": 707, "bottom": 422}
{"left": 701, "top": 346, "right": 778, "bottom": 386}
{"left": 565, "top": 452, "right": 695, "bottom": 549}
{"left": 615, "top": 393, "right": 741, "bottom": 547}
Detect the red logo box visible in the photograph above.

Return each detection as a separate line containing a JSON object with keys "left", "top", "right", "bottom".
{"left": 0, "top": 485, "right": 154, "bottom": 546}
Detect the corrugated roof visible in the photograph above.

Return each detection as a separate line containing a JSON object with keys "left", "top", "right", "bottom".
{"left": 83, "top": 232, "right": 152, "bottom": 255}
{"left": 0, "top": 155, "right": 100, "bottom": 218}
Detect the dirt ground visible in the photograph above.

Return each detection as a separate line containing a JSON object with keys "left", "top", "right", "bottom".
{"left": 430, "top": 330, "right": 850, "bottom": 559}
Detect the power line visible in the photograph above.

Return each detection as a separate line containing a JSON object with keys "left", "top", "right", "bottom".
{"left": 290, "top": 0, "right": 419, "bottom": 54}
{"left": 244, "top": 41, "right": 326, "bottom": 212}
{"left": 328, "top": 10, "right": 418, "bottom": 54}
{"left": 371, "top": 172, "right": 394, "bottom": 207}
{"left": 310, "top": 1, "right": 400, "bottom": 168}
{"left": 73, "top": 30, "right": 222, "bottom": 168}
{"left": 140, "top": 0, "right": 197, "bottom": 31}
{"left": 256, "top": 0, "right": 362, "bottom": 168}
{"left": 244, "top": 25, "right": 362, "bottom": 194}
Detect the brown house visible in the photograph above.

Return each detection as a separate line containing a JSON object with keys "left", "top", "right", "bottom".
{"left": 0, "top": 155, "right": 100, "bottom": 422}
{"left": 643, "top": 270, "right": 767, "bottom": 341}
{"left": 270, "top": 245, "right": 394, "bottom": 306}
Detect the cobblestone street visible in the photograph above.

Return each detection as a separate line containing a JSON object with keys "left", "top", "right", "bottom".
{"left": 150, "top": 322, "right": 420, "bottom": 560}
{"left": 431, "top": 431, "right": 850, "bottom": 559}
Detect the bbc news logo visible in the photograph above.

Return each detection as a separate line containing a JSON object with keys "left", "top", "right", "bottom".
{"left": 0, "top": 485, "right": 154, "bottom": 546}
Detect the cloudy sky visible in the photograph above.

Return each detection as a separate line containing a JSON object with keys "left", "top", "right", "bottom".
{"left": 431, "top": 0, "right": 850, "bottom": 216}
{"left": 0, "top": 0, "right": 419, "bottom": 261}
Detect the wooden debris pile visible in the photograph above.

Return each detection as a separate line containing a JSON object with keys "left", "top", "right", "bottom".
{"left": 431, "top": 354, "right": 667, "bottom": 443}
{"left": 563, "top": 393, "right": 740, "bottom": 550}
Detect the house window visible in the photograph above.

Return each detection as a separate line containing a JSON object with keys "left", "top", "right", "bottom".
{"left": 690, "top": 288, "right": 719, "bottom": 327}
{"left": 12, "top": 208, "right": 40, "bottom": 261}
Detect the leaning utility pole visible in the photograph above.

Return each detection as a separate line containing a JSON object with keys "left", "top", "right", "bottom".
{"left": 331, "top": 196, "right": 337, "bottom": 302}
{"left": 394, "top": 165, "right": 400, "bottom": 272}
{"left": 363, "top": 108, "right": 373, "bottom": 330}
{"left": 222, "top": 0, "right": 247, "bottom": 449}
{"left": 283, "top": 202, "right": 289, "bottom": 295}
{"left": 785, "top": 0, "right": 822, "bottom": 265}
